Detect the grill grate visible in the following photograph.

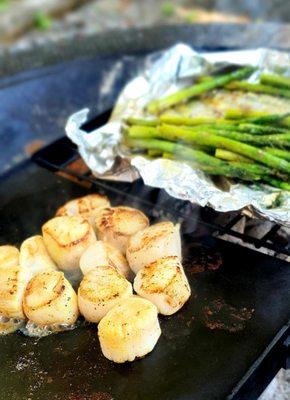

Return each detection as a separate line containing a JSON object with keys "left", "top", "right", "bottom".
{"left": 32, "top": 110, "right": 290, "bottom": 259}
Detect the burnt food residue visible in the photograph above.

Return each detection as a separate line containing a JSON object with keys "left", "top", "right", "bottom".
{"left": 203, "top": 299, "right": 254, "bottom": 332}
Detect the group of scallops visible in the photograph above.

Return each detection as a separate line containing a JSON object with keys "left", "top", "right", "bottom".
{"left": 0, "top": 194, "right": 191, "bottom": 363}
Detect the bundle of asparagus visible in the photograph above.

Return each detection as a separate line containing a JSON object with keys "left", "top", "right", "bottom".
{"left": 123, "top": 66, "right": 290, "bottom": 191}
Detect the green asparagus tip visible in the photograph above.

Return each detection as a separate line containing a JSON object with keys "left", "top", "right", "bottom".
{"left": 147, "top": 65, "right": 256, "bottom": 114}
{"left": 260, "top": 73, "right": 290, "bottom": 90}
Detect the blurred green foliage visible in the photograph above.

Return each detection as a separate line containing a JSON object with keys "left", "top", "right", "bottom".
{"left": 185, "top": 10, "right": 198, "bottom": 23}
{"left": 0, "top": 0, "right": 9, "bottom": 12}
{"left": 34, "top": 12, "right": 52, "bottom": 30}
{"left": 161, "top": 2, "right": 175, "bottom": 17}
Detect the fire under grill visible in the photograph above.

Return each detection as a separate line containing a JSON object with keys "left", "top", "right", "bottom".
{"left": 0, "top": 122, "right": 289, "bottom": 400}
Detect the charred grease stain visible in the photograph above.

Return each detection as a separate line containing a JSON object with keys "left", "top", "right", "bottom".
{"left": 66, "top": 392, "right": 113, "bottom": 400}
{"left": 183, "top": 244, "right": 223, "bottom": 274}
{"left": 203, "top": 299, "right": 254, "bottom": 332}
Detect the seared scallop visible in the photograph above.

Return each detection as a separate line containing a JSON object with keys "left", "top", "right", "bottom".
{"left": 23, "top": 270, "right": 78, "bottom": 327}
{"left": 133, "top": 256, "right": 191, "bottom": 315}
{"left": 0, "top": 265, "right": 28, "bottom": 319}
{"left": 79, "top": 241, "right": 131, "bottom": 279}
{"left": 0, "top": 245, "right": 19, "bottom": 269}
{"left": 0, "top": 316, "right": 24, "bottom": 335}
{"left": 126, "top": 221, "right": 181, "bottom": 273}
{"left": 19, "top": 235, "right": 57, "bottom": 278}
{"left": 95, "top": 206, "right": 149, "bottom": 254}
{"left": 78, "top": 265, "right": 132, "bottom": 323}
{"left": 98, "top": 296, "right": 161, "bottom": 363}
{"left": 42, "top": 216, "right": 96, "bottom": 271}
{"left": 56, "top": 194, "right": 110, "bottom": 228}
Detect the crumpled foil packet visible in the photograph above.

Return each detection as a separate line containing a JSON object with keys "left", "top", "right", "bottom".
{"left": 66, "top": 44, "right": 290, "bottom": 227}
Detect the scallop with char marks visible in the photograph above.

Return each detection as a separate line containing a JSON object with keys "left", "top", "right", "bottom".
{"left": 78, "top": 265, "right": 133, "bottom": 323}
{"left": 133, "top": 256, "right": 191, "bottom": 315}
{"left": 19, "top": 235, "right": 57, "bottom": 278}
{"left": 56, "top": 194, "right": 110, "bottom": 229}
{"left": 98, "top": 296, "right": 161, "bottom": 363}
{"left": 0, "top": 265, "right": 28, "bottom": 319}
{"left": 23, "top": 270, "right": 79, "bottom": 326}
{"left": 126, "top": 221, "right": 181, "bottom": 274}
{"left": 79, "top": 241, "right": 131, "bottom": 279}
{"left": 95, "top": 206, "right": 149, "bottom": 254}
{"left": 0, "top": 245, "right": 19, "bottom": 270}
{"left": 42, "top": 216, "right": 96, "bottom": 271}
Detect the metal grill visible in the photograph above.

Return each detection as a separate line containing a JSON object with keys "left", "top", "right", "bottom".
{"left": 32, "top": 109, "right": 290, "bottom": 259}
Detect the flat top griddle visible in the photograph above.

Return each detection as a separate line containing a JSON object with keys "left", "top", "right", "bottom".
{"left": 0, "top": 159, "right": 289, "bottom": 400}
{"left": 0, "top": 25, "right": 289, "bottom": 400}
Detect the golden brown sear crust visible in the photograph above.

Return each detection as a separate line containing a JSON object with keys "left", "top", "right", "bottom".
{"left": 56, "top": 194, "right": 110, "bottom": 218}
{"left": 139, "top": 256, "right": 181, "bottom": 294}
{"left": 42, "top": 216, "right": 96, "bottom": 271}
{"left": 126, "top": 221, "right": 181, "bottom": 274}
{"left": 77, "top": 265, "right": 132, "bottom": 323}
{"left": 97, "top": 206, "right": 149, "bottom": 236}
{"left": 98, "top": 296, "right": 161, "bottom": 363}
{"left": 42, "top": 217, "right": 93, "bottom": 248}
{"left": 0, "top": 265, "right": 27, "bottom": 319}
{"left": 128, "top": 222, "right": 174, "bottom": 253}
{"left": 23, "top": 272, "right": 64, "bottom": 311}
{"left": 19, "top": 235, "right": 57, "bottom": 275}
{"left": 96, "top": 207, "right": 149, "bottom": 237}
{"left": 95, "top": 207, "right": 149, "bottom": 254}
{"left": 0, "top": 245, "right": 20, "bottom": 269}
{"left": 78, "top": 266, "right": 131, "bottom": 303}
{"left": 133, "top": 256, "right": 191, "bottom": 315}
{"left": 2, "top": 269, "right": 20, "bottom": 297}
{"left": 23, "top": 270, "right": 79, "bottom": 326}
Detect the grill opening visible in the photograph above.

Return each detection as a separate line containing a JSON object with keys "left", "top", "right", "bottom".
{"left": 32, "top": 109, "right": 290, "bottom": 260}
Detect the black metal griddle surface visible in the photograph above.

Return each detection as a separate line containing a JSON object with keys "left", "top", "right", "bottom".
{"left": 0, "top": 161, "right": 290, "bottom": 400}
{"left": 0, "top": 25, "right": 290, "bottom": 400}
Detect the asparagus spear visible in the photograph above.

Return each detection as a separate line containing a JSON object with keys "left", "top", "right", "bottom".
{"left": 230, "top": 162, "right": 274, "bottom": 177}
{"left": 260, "top": 73, "right": 290, "bottom": 90}
{"left": 196, "top": 76, "right": 214, "bottom": 83}
{"left": 125, "top": 137, "right": 226, "bottom": 167}
{"left": 187, "top": 124, "right": 290, "bottom": 147}
{"left": 224, "top": 109, "right": 268, "bottom": 120}
{"left": 159, "top": 117, "right": 289, "bottom": 135}
{"left": 224, "top": 111, "right": 290, "bottom": 127}
{"left": 158, "top": 125, "right": 290, "bottom": 174}
{"left": 281, "top": 117, "right": 290, "bottom": 128}
{"left": 127, "top": 138, "right": 290, "bottom": 188}
{"left": 160, "top": 119, "right": 279, "bottom": 139}
{"left": 127, "top": 119, "right": 290, "bottom": 136}
{"left": 162, "top": 152, "right": 174, "bottom": 159}
{"left": 128, "top": 125, "right": 159, "bottom": 139}
{"left": 165, "top": 151, "right": 290, "bottom": 189}
{"left": 126, "top": 138, "right": 260, "bottom": 180}
{"left": 262, "top": 176, "right": 290, "bottom": 191}
{"left": 147, "top": 66, "right": 256, "bottom": 114}
{"left": 186, "top": 164, "right": 260, "bottom": 180}
{"left": 237, "top": 123, "right": 290, "bottom": 135}
{"left": 127, "top": 124, "right": 212, "bottom": 152}
{"left": 125, "top": 117, "right": 157, "bottom": 126}
{"left": 226, "top": 81, "right": 290, "bottom": 99}
{"left": 130, "top": 138, "right": 224, "bottom": 165}
{"left": 159, "top": 115, "right": 228, "bottom": 126}
{"left": 263, "top": 147, "right": 290, "bottom": 162}
{"left": 208, "top": 129, "right": 290, "bottom": 148}
{"left": 148, "top": 149, "right": 162, "bottom": 157}
{"left": 205, "top": 123, "right": 289, "bottom": 135}
{"left": 244, "top": 112, "right": 290, "bottom": 125}
{"left": 215, "top": 149, "right": 253, "bottom": 163}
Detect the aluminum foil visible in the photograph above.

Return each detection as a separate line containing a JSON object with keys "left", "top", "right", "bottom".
{"left": 66, "top": 44, "right": 290, "bottom": 227}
